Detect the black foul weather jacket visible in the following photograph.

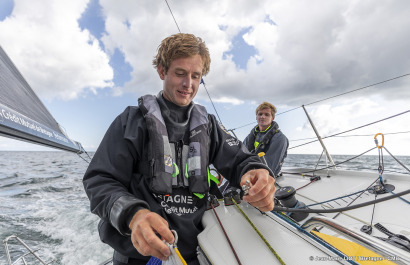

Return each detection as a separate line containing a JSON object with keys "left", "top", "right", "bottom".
{"left": 83, "top": 95, "right": 272, "bottom": 264}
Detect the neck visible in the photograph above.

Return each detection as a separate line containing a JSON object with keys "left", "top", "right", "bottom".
{"left": 258, "top": 123, "right": 271, "bottom": 132}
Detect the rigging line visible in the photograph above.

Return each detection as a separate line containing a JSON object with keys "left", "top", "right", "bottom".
{"left": 283, "top": 146, "right": 376, "bottom": 175}
{"left": 332, "top": 130, "right": 410, "bottom": 138}
{"left": 230, "top": 73, "right": 410, "bottom": 132}
{"left": 231, "top": 198, "right": 286, "bottom": 265}
{"left": 273, "top": 188, "right": 410, "bottom": 213}
{"left": 210, "top": 202, "right": 242, "bottom": 265}
{"left": 230, "top": 106, "right": 303, "bottom": 131}
{"left": 288, "top": 110, "right": 410, "bottom": 150}
{"left": 163, "top": 0, "right": 224, "bottom": 125}
{"left": 323, "top": 109, "right": 410, "bottom": 139}
{"left": 382, "top": 146, "right": 410, "bottom": 173}
{"left": 304, "top": 189, "right": 368, "bottom": 208}
{"left": 330, "top": 177, "right": 379, "bottom": 220}
{"left": 230, "top": 106, "right": 302, "bottom": 131}
{"left": 296, "top": 193, "right": 371, "bottom": 226}
{"left": 202, "top": 79, "right": 223, "bottom": 124}
{"left": 164, "top": 0, "right": 181, "bottom": 33}
{"left": 289, "top": 130, "right": 410, "bottom": 142}
{"left": 306, "top": 73, "right": 410, "bottom": 107}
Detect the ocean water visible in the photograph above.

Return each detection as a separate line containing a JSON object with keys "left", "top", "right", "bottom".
{"left": 0, "top": 151, "right": 409, "bottom": 265}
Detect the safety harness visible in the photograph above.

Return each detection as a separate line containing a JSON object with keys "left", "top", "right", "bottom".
{"left": 138, "top": 94, "right": 217, "bottom": 197}
{"left": 246, "top": 122, "right": 279, "bottom": 154}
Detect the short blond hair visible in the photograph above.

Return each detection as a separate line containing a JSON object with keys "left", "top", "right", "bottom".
{"left": 256, "top": 102, "right": 277, "bottom": 117}
{"left": 153, "top": 33, "right": 211, "bottom": 76}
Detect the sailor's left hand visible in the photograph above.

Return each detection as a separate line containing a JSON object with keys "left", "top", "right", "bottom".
{"left": 240, "top": 169, "right": 276, "bottom": 211}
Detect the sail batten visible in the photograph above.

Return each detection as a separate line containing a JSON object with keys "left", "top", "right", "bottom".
{"left": 0, "top": 46, "right": 83, "bottom": 153}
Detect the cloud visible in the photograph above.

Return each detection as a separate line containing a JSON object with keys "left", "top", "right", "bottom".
{"left": 0, "top": 0, "right": 113, "bottom": 100}
{"left": 1, "top": 0, "right": 409, "bottom": 106}
{"left": 98, "top": 0, "right": 410, "bottom": 106}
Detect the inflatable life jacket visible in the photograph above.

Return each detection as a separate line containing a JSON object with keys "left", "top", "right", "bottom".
{"left": 138, "top": 94, "right": 217, "bottom": 197}
{"left": 246, "top": 122, "right": 279, "bottom": 154}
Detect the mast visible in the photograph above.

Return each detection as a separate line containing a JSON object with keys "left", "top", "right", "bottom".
{"left": 302, "top": 105, "right": 336, "bottom": 168}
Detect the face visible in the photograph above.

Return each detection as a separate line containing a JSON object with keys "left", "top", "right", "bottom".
{"left": 256, "top": 108, "right": 274, "bottom": 130}
{"left": 158, "top": 54, "right": 203, "bottom": 106}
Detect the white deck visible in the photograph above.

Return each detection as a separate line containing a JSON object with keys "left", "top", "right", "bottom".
{"left": 198, "top": 168, "right": 410, "bottom": 265}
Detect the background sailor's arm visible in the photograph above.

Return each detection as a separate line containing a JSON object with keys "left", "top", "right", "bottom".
{"left": 265, "top": 133, "right": 289, "bottom": 176}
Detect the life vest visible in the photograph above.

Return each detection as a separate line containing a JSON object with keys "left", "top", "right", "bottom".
{"left": 246, "top": 122, "right": 279, "bottom": 154}
{"left": 138, "top": 94, "right": 216, "bottom": 197}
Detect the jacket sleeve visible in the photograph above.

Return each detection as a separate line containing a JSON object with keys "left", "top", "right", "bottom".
{"left": 83, "top": 107, "right": 149, "bottom": 235}
{"left": 264, "top": 131, "right": 289, "bottom": 176}
{"left": 208, "top": 115, "right": 274, "bottom": 188}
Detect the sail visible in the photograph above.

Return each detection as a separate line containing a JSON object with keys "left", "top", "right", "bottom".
{"left": 0, "top": 45, "right": 83, "bottom": 153}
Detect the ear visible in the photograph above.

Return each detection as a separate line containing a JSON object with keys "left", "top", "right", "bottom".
{"left": 157, "top": 64, "right": 166, "bottom": 80}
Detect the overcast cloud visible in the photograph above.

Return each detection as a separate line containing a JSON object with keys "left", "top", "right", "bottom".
{"left": 1, "top": 0, "right": 409, "bottom": 104}
{"left": 0, "top": 0, "right": 409, "bottom": 154}
{"left": 99, "top": 0, "right": 410, "bottom": 105}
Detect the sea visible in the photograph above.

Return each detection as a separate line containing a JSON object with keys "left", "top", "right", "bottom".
{"left": 0, "top": 151, "right": 409, "bottom": 265}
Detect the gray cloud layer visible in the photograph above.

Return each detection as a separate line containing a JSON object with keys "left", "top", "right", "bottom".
{"left": 1, "top": 0, "right": 409, "bottom": 106}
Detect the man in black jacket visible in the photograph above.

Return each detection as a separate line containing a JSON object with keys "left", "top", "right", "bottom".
{"left": 83, "top": 33, "right": 276, "bottom": 265}
{"left": 244, "top": 102, "right": 289, "bottom": 177}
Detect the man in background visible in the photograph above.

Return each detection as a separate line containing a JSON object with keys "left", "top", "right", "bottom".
{"left": 244, "top": 102, "right": 289, "bottom": 177}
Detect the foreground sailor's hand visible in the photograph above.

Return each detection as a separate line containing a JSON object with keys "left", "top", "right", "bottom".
{"left": 240, "top": 169, "right": 276, "bottom": 211}
{"left": 129, "top": 209, "right": 174, "bottom": 260}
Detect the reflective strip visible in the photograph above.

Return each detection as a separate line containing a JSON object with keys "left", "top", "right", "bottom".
{"left": 163, "top": 135, "right": 173, "bottom": 174}
{"left": 187, "top": 156, "right": 201, "bottom": 176}
{"left": 208, "top": 167, "right": 219, "bottom": 185}
{"left": 172, "top": 163, "right": 179, "bottom": 178}
{"left": 254, "top": 141, "right": 260, "bottom": 149}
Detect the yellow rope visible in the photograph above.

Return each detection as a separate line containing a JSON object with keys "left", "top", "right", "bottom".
{"left": 174, "top": 246, "right": 187, "bottom": 265}
{"left": 232, "top": 198, "right": 286, "bottom": 265}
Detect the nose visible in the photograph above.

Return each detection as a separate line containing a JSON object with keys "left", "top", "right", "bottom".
{"left": 182, "top": 76, "right": 193, "bottom": 88}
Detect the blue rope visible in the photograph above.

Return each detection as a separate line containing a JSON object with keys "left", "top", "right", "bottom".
{"left": 270, "top": 212, "right": 359, "bottom": 265}
{"left": 146, "top": 257, "right": 162, "bottom": 265}
{"left": 304, "top": 189, "right": 367, "bottom": 208}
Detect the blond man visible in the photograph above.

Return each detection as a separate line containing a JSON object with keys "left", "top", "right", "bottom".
{"left": 244, "top": 102, "right": 289, "bottom": 176}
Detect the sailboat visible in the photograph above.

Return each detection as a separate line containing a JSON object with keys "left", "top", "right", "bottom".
{"left": 2, "top": 39, "right": 410, "bottom": 265}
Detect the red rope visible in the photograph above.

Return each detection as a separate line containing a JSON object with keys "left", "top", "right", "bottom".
{"left": 210, "top": 202, "right": 242, "bottom": 265}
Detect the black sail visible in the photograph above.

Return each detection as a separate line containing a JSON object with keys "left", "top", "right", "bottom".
{"left": 0, "top": 46, "right": 83, "bottom": 153}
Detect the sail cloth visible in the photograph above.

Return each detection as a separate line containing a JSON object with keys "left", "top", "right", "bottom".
{"left": 0, "top": 46, "right": 83, "bottom": 153}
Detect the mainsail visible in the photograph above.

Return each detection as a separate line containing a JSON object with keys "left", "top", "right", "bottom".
{"left": 0, "top": 46, "right": 83, "bottom": 153}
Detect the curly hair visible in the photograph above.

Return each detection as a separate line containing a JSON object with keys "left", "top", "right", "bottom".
{"left": 256, "top": 102, "right": 277, "bottom": 117}
{"left": 152, "top": 33, "right": 211, "bottom": 76}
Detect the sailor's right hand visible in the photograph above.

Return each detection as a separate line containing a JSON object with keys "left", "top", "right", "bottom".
{"left": 129, "top": 209, "right": 174, "bottom": 260}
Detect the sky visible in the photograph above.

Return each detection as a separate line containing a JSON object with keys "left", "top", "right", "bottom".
{"left": 0, "top": 0, "right": 410, "bottom": 157}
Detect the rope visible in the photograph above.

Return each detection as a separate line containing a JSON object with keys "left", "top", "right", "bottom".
{"left": 163, "top": 0, "right": 224, "bottom": 125}
{"left": 283, "top": 146, "right": 376, "bottom": 175}
{"left": 164, "top": 0, "right": 181, "bottom": 33}
{"left": 304, "top": 189, "right": 369, "bottom": 208}
{"left": 210, "top": 202, "right": 242, "bottom": 265}
{"left": 289, "top": 110, "right": 410, "bottom": 150}
{"left": 289, "top": 130, "right": 410, "bottom": 142}
{"left": 231, "top": 198, "right": 286, "bottom": 265}
{"left": 202, "top": 79, "right": 223, "bottom": 124}
{"left": 273, "top": 188, "right": 410, "bottom": 213}
{"left": 231, "top": 73, "right": 410, "bottom": 132}
{"left": 382, "top": 146, "right": 410, "bottom": 173}
{"left": 295, "top": 177, "right": 320, "bottom": 191}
